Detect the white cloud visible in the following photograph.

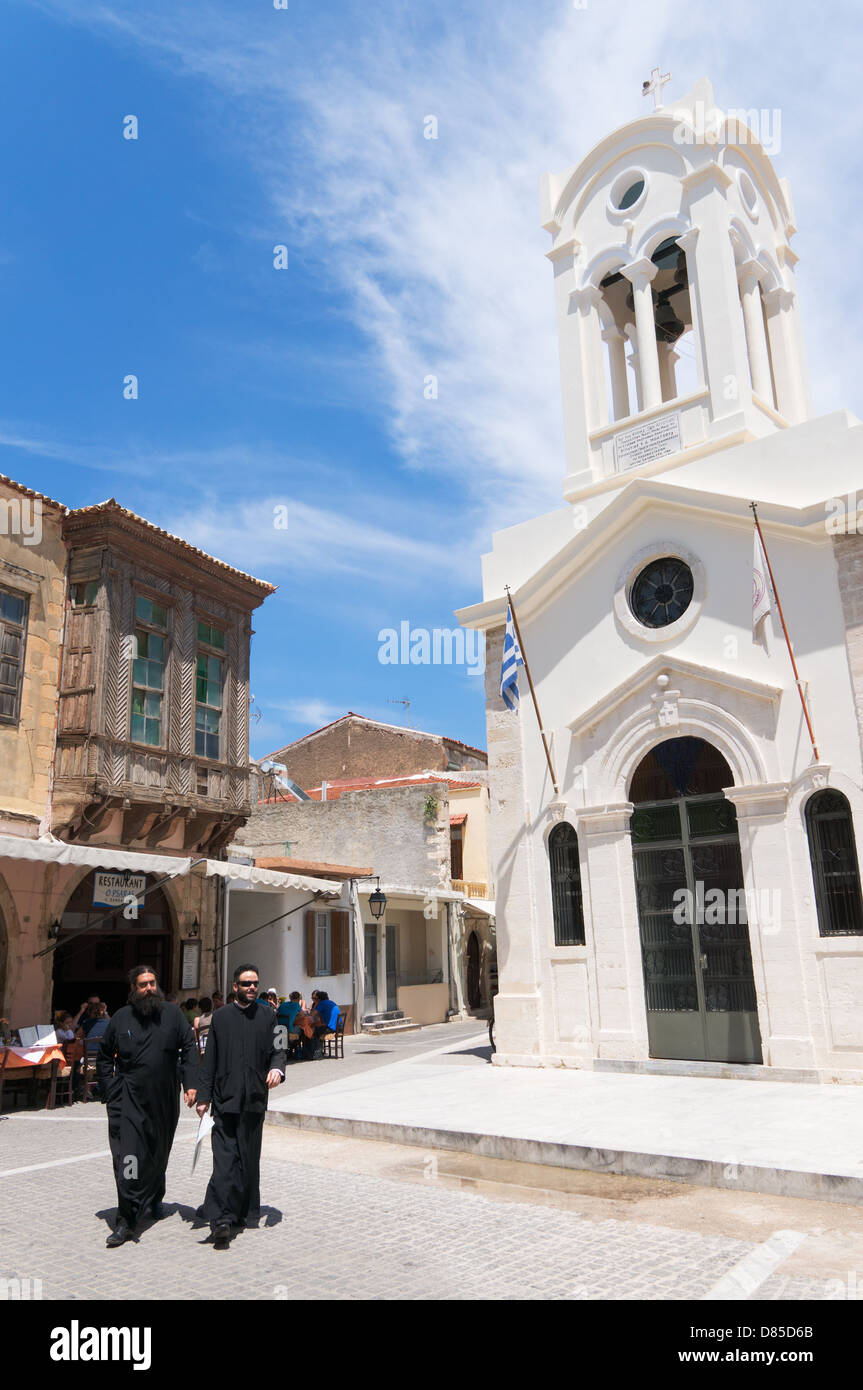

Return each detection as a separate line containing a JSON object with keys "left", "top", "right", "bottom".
{"left": 23, "top": 0, "right": 863, "bottom": 541}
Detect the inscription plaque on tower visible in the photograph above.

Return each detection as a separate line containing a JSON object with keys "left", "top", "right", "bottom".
{"left": 614, "top": 412, "right": 682, "bottom": 471}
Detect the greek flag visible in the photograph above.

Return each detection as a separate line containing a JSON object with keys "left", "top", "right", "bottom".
{"left": 500, "top": 600, "right": 524, "bottom": 712}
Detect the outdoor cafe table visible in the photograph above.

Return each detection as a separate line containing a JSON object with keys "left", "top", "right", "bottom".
{"left": 4, "top": 1043, "right": 66, "bottom": 1069}
{"left": 1, "top": 1043, "right": 67, "bottom": 1110}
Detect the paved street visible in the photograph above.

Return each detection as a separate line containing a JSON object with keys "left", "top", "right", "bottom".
{"left": 2, "top": 1024, "right": 863, "bottom": 1301}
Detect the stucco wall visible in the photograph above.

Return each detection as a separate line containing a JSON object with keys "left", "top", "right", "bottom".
{"left": 397, "top": 982, "right": 449, "bottom": 1025}
{"left": 0, "top": 484, "right": 66, "bottom": 833}
{"left": 236, "top": 783, "right": 453, "bottom": 889}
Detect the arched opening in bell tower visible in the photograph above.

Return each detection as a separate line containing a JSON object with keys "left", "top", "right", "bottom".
{"left": 598, "top": 235, "right": 697, "bottom": 421}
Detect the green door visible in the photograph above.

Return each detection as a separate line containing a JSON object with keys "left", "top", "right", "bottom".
{"left": 631, "top": 794, "right": 763, "bottom": 1064}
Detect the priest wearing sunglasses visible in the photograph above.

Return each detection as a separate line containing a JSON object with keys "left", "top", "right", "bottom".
{"left": 195, "top": 963, "right": 286, "bottom": 1249}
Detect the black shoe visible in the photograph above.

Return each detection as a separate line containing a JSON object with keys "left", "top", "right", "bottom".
{"left": 106, "top": 1220, "right": 134, "bottom": 1248}
{"left": 150, "top": 1201, "right": 165, "bottom": 1221}
{"left": 213, "top": 1222, "right": 232, "bottom": 1249}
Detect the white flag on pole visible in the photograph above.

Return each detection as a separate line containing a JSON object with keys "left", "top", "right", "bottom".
{"left": 753, "top": 529, "right": 772, "bottom": 633}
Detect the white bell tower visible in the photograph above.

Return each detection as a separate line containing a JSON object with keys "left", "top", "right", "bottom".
{"left": 541, "top": 77, "right": 813, "bottom": 500}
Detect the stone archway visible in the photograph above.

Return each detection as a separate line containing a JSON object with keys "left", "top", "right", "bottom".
{"left": 628, "top": 735, "right": 763, "bottom": 1064}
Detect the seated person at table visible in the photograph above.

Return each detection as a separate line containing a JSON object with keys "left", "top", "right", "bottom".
{"left": 276, "top": 991, "right": 304, "bottom": 1031}
{"left": 303, "top": 990, "right": 340, "bottom": 1059}
{"left": 75, "top": 997, "right": 110, "bottom": 1037}
{"left": 55, "top": 1011, "right": 77, "bottom": 1043}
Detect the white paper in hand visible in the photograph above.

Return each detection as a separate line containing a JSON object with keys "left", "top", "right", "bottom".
{"left": 192, "top": 1110, "right": 215, "bottom": 1173}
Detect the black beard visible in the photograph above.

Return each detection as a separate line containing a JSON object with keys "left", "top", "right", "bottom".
{"left": 129, "top": 988, "right": 164, "bottom": 1016}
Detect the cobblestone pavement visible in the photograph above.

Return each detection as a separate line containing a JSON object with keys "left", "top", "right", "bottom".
{"left": 3, "top": 1105, "right": 862, "bottom": 1301}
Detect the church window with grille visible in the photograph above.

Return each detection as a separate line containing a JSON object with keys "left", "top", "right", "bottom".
{"left": 805, "top": 790, "right": 863, "bottom": 936}
{"left": 549, "top": 823, "right": 585, "bottom": 945}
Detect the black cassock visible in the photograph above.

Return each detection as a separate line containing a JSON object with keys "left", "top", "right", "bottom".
{"left": 96, "top": 1003, "right": 198, "bottom": 1227}
{"left": 196, "top": 1000, "right": 286, "bottom": 1228}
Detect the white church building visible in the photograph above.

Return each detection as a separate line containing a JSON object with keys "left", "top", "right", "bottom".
{"left": 457, "top": 77, "right": 863, "bottom": 1081}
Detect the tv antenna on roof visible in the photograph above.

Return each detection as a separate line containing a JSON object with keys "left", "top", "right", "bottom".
{"left": 387, "top": 696, "right": 411, "bottom": 728}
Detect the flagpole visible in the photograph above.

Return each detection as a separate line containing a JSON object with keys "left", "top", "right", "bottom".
{"left": 505, "top": 586, "right": 560, "bottom": 795}
{"left": 750, "top": 501, "right": 820, "bottom": 763}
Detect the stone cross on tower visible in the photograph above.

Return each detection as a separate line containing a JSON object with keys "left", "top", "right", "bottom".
{"left": 642, "top": 67, "right": 671, "bottom": 110}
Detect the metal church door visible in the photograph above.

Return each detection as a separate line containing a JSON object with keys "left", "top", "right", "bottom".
{"left": 631, "top": 786, "right": 762, "bottom": 1065}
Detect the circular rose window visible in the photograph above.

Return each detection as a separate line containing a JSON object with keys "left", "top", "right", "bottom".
{"left": 630, "top": 557, "right": 694, "bottom": 628}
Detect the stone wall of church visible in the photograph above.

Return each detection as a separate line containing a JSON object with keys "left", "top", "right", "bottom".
{"left": 832, "top": 532, "right": 863, "bottom": 765}
{"left": 483, "top": 624, "right": 544, "bottom": 1061}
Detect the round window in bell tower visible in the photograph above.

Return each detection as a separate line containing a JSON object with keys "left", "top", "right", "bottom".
{"left": 630, "top": 557, "right": 694, "bottom": 628}
{"left": 609, "top": 169, "right": 647, "bottom": 215}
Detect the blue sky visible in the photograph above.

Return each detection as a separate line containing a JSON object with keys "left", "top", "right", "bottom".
{"left": 3, "top": 0, "right": 862, "bottom": 758}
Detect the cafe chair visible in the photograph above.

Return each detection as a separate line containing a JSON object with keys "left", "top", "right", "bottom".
{"left": 322, "top": 1013, "right": 346, "bottom": 1060}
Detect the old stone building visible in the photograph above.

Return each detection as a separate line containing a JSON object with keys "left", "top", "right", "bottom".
{"left": 263, "top": 711, "right": 487, "bottom": 787}
{"left": 0, "top": 478, "right": 328, "bottom": 1024}
{"left": 235, "top": 770, "right": 496, "bottom": 1026}
{"left": 458, "top": 79, "right": 863, "bottom": 1080}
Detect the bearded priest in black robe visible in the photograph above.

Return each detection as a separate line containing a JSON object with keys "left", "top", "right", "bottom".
{"left": 195, "top": 963, "right": 286, "bottom": 1248}
{"left": 97, "top": 964, "right": 199, "bottom": 1247}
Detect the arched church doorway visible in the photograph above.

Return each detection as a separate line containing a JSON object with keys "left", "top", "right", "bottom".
{"left": 466, "top": 930, "right": 482, "bottom": 1009}
{"left": 629, "top": 736, "right": 762, "bottom": 1064}
{"left": 51, "top": 873, "right": 174, "bottom": 1017}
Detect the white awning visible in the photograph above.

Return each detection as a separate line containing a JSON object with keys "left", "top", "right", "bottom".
{"left": 0, "top": 835, "right": 341, "bottom": 895}
{"left": 205, "top": 861, "right": 341, "bottom": 895}
{"left": 0, "top": 834, "right": 191, "bottom": 877}
{"left": 465, "top": 897, "right": 495, "bottom": 916}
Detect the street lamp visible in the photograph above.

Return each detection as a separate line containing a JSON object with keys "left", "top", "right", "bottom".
{"left": 368, "top": 878, "right": 387, "bottom": 920}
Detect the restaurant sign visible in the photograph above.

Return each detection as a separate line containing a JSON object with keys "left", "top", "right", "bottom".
{"left": 614, "top": 412, "right": 682, "bottom": 471}
{"left": 92, "top": 871, "right": 147, "bottom": 909}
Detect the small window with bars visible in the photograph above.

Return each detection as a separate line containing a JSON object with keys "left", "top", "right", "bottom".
{"left": 549, "top": 822, "right": 586, "bottom": 946}
{"left": 0, "top": 587, "right": 29, "bottom": 725}
{"left": 805, "top": 790, "right": 863, "bottom": 936}
{"left": 195, "top": 652, "right": 223, "bottom": 760}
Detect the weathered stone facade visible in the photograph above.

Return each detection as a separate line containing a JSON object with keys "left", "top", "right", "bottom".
{"left": 237, "top": 783, "right": 453, "bottom": 887}
{"left": 266, "top": 713, "right": 487, "bottom": 787}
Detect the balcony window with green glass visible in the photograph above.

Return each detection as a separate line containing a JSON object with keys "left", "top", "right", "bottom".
{"left": 136, "top": 595, "right": 168, "bottom": 627}
{"left": 131, "top": 631, "right": 165, "bottom": 746}
{"left": 195, "top": 652, "right": 223, "bottom": 760}
{"left": 197, "top": 621, "right": 225, "bottom": 650}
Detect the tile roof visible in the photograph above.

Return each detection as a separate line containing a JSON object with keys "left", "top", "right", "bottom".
{"left": 66, "top": 499, "right": 276, "bottom": 591}
{"left": 267, "top": 711, "right": 487, "bottom": 759}
{"left": 301, "top": 774, "right": 482, "bottom": 801}
{"left": 0, "top": 473, "right": 67, "bottom": 512}
{"left": 254, "top": 856, "right": 373, "bottom": 879}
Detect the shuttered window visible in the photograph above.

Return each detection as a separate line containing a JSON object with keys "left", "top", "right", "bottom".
{"left": 549, "top": 823, "right": 586, "bottom": 945}
{"left": 305, "top": 909, "right": 350, "bottom": 976}
{"left": 806, "top": 790, "right": 863, "bottom": 936}
{"left": 0, "top": 587, "right": 28, "bottom": 725}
